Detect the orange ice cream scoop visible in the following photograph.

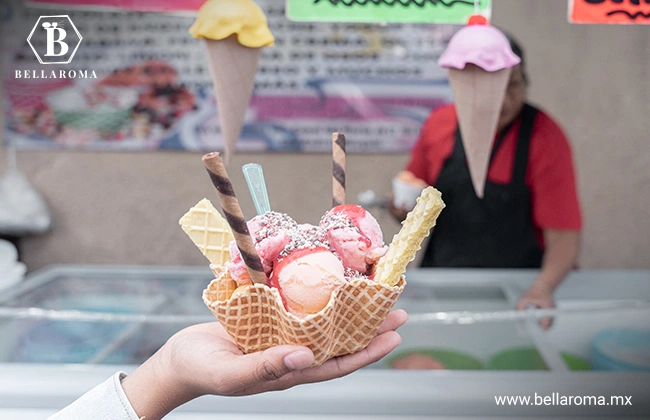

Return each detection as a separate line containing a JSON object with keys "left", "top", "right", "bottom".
{"left": 270, "top": 247, "right": 346, "bottom": 318}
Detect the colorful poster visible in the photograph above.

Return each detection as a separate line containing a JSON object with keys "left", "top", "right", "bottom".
{"left": 287, "top": 0, "right": 491, "bottom": 24}
{"left": 569, "top": 0, "right": 650, "bottom": 24}
{"left": 2, "top": 0, "right": 455, "bottom": 153}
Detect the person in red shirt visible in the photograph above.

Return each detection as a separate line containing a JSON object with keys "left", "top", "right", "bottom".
{"left": 389, "top": 34, "right": 582, "bottom": 330}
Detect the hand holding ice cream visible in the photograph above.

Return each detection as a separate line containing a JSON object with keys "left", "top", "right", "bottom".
{"left": 114, "top": 313, "right": 406, "bottom": 419}
{"left": 180, "top": 141, "right": 445, "bottom": 365}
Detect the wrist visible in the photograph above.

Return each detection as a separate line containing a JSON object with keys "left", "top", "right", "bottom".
{"left": 122, "top": 349, "right": 194, "bottom": 420}
{"left": 530, "top": 280, "right": 554, "bottom": 295}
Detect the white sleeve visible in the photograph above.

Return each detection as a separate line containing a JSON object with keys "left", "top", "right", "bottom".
{"left": 47, "top": 372, "right": 142, "bottom": 420}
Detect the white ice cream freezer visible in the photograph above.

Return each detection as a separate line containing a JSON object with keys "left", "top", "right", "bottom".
{"left": 0, "top": 265, "right": 649, "bottom": 419}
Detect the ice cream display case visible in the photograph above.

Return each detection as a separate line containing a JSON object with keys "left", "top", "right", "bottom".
{"left": 0, "top": 265, "right": 649, "bottom": 418}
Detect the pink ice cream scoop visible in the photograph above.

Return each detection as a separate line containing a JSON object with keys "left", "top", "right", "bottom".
{"left": 438, "top": 21, "right": 520, "bottom": 72}
{"left": 269, "top": 247, "right": 346, "bottom": 318}
{"left": 320, "top": 204, "right": 388, "bottom": 275}
{"left": 227, "top": 211, "right": 296, "bottom": 284}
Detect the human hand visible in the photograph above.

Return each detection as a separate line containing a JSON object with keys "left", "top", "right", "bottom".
{"left": 516, "top": 284, "right": 556, "bottom": 330}
{"left": 122, "top": 309, "right": 408, "bottom": 420}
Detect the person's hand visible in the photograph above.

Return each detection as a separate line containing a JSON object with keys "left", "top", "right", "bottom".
{"left": 516, "top": 284, "right": 556, "bottom": 330}
{"left": 387, "top": 195, "right": 411, "bottom": 223}
{"left": 122, "top": 309, "right": 408, "bottom": 420}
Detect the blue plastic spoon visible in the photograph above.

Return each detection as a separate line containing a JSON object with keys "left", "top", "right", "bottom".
{"left": 242, "top": 163, "right": 271, "bottom": 215}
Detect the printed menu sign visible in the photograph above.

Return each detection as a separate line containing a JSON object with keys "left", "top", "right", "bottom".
{"left": 287, "top": 0, "right": 492, "bottom": 24}
{"left": 570, "top": 0, "right": 650, "bottom": 24}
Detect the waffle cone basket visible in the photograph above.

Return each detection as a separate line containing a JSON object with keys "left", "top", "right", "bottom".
{"left": 183, "top": 167, "right": 444, "bottom": 366}
{"left": 203, "top": 268, "right": 405, "bottom": 365}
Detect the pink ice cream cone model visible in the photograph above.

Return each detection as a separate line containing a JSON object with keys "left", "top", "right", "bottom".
{"left": 438, "top": 15, "right": 520, "bottom": 198}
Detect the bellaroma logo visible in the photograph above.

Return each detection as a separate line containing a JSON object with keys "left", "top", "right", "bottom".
{"left": 18, "top": 15, "right": 96, "bottom": 79}
{"left": 27, "top": 15, "right": 82, "bottom": 64}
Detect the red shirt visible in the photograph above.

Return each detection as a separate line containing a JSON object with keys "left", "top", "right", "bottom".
{"left": 406, "top": 104, "right": 582, "bottom": 245}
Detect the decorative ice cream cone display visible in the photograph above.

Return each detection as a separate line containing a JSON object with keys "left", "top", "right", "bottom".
{"left": 180, "top": 137, "right": 445, "bottom": 365}
{"left": 438, "top": 15, "right": 521, "bottom": 198}
{"left": 189, "top": 0, "right": 275, "bottom": 167}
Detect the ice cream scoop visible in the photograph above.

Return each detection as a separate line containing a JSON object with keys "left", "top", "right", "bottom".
{"left": 225, "top": 204, "right": 388, "bottom": 315}
{"left": 227, "top": 211, "right": 297, "bottom": 284}
{"left": 320, "top": 204, "right": 387, "bottom": 274}
{"left": 269, "top": 247, "right": 346, "bottom": 318}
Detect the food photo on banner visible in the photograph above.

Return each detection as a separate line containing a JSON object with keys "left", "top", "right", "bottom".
{"left": 1, "top": 0, "right": 465, "bottom": 154}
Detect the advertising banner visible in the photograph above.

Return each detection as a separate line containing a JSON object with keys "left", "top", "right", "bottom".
{"left": 2, "top": 0, "right": 456, "bottom": 153}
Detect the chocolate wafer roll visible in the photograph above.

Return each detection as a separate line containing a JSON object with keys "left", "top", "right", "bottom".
{"left": 332, "top": 132, "right": 346, "bottom": 207}
{"left": 202, "top": 152, "right": 267, "bottom": 285}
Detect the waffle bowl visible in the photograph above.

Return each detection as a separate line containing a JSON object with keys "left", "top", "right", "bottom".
{"left": 203, "top": 269, "right": 405, "bottom": 365}
{"left": 182, "top": 173, "right": 444, "bottom": 365}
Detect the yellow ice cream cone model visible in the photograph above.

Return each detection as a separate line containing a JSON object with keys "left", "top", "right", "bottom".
{"left": 189, "top": 0, "right": 275, "bottom": 167}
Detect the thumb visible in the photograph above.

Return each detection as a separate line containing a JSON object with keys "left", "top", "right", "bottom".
{"left": 227, "top": 345, "right": 315, "bottom": 390}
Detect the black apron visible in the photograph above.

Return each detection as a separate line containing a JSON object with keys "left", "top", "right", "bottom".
{"left": 421, "top": 103, "right": 543, "bottom": 268}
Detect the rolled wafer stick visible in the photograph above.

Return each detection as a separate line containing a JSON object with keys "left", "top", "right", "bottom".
{"left": 332, "top": 132, "right": 346, "bottom": 207}
{"left": 202, "top": 152, "right": 267, "bottom": 285}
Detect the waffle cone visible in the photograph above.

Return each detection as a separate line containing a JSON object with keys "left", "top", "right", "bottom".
{"left": 205, "top": 37, "right": 261, "bottom": 166}
{"left": 203, "top": 269, "right": 405, "bottom": 365}
{"left": 448, "top": 65, "right": 511, "bottom": 198}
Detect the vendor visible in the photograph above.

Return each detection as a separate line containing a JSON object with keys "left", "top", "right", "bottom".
{"left": 388, "top": 33, "right": 582, "bottom": 332}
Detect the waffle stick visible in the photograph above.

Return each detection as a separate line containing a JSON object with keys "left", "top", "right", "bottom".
{"left": 202, "top": 152, "right": 267, "bottom": 285}
{"left": 374, "top": 187, "right": 445, "bottom": 286}
{"left": 332, "top": 132, "right": 346, "bottom": 207}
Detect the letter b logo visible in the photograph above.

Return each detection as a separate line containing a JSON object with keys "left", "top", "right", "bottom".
{"left": 43, "top": 22, "right": 68, "bottom": 56}
{"left": 27, "top": 15, "right": 82, "bottom": 64}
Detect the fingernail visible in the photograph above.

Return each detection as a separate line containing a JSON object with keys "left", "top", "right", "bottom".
{"left": 284, "top": 350, "right": 314, "bottom": 370}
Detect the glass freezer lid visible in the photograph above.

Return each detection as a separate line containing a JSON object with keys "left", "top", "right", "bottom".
{"left": 0, "top": 265, "right": 216, "bottom": 366}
